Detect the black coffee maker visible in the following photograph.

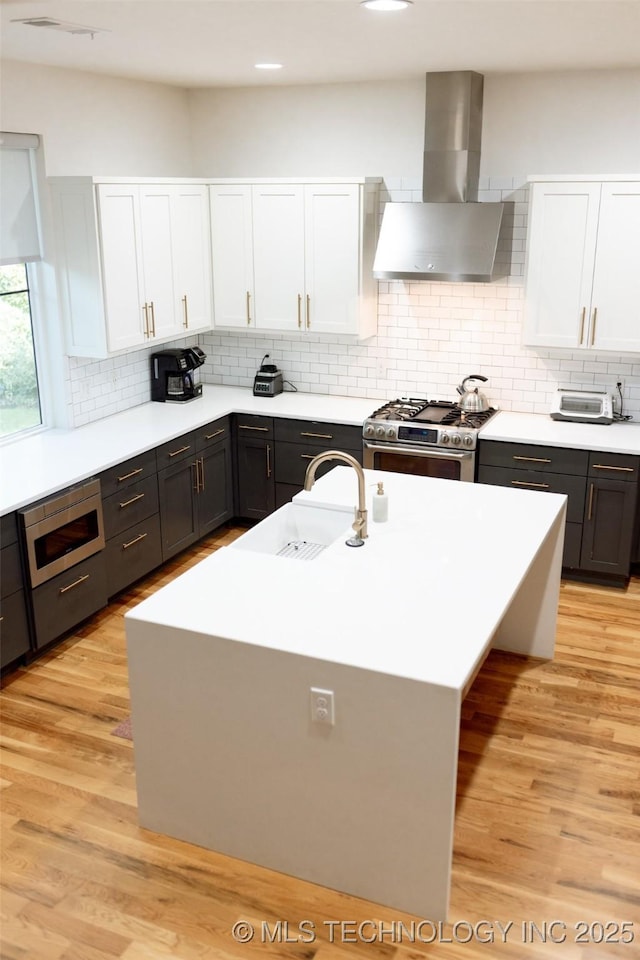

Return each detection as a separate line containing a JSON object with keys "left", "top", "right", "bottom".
{"left": 150, "top": 347, "right": 206, "bottom": 402}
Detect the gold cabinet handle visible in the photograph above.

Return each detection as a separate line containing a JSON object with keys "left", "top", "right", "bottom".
{"left": 119, "top": 492, "right": 145, "bottom": 509}
{"left": 297, "top": 293, "right": 302, "bottom": 329}
{"left": 117, "top": 467, "right": 143, "bottom": 483}
{"left": 579, "top": 306, "right": 586, "bottom": 345}
{"left": 122, "top": 532, "right": 148, "bottom": 550}
{"left": 511, "top": 480, "right": 550, "bottom": 490}
{"left": 182, "top": 294, "right": 189, "bottom": 329}
{"left": 199, "top": 456, "right": 205, "bottom": 492}
{"left": 143, "top": 303, "right": 150, "bottom": 338}
{"left": 246, "top": 291, "right": 252, "bottom": 326}
{"left": 149, "top": 301, "right": 156, "bottom": 337}
{"left": 587, "top": 482, "right": 595, "bottom": 521}
{"left": 266, "top": 444, "right": 272, "bottom": 478}
{"left": 59, "top": 574, "right": 90, "bottom": 595}
{"left": 300, "top": 453, "right": 315, "bottom": 460}
{"left": 238, "top": 424, "right": 269, "bottom": 432}
{"left": 192, "top": 460, "right": 200, "bottom": 493}
{"left": 512, "top": 456, "right": 552, "bottom": 464}
{"left": 592, "top": 463, "right": 634, "bottom": 473}
{"left": 300, "top": 431, "right": 333, "bottom": 440}
{"left": 168, "top": 444, "right": 191, "bottom": 457}
{"left": 204, "top": 428, "right": 225, "bottom": 440}
{"left": 590, "top": 306, "right": 597, "bottom": 346}
{"left": 306, "top": 293, "right": 310, "bottom": 329}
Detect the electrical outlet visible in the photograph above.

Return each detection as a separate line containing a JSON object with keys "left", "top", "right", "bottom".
{"left": 616, "top": 377, "right": 625, "bottom": 395}
{"left": 375, "top": 360, "right": 387, "bottom": 380}
{"left": 310, "top": 687, "right": 335, "bottom": 726}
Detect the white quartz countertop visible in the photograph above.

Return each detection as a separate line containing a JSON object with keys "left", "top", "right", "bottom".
{"left": 0, "top": 386, "right": 373, "bottom": 516}
{"left": 126, "top": 467, "right": 566, "bottom": 692}
{"left": 480, "top": 410, "right": 640, "bottom": 454}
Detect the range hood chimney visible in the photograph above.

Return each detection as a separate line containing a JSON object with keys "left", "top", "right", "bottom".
{"left": 373, "top": 71, "right": 504, "bottom": 283}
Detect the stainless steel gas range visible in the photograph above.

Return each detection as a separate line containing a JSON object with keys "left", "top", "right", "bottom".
{"left": 362, "top": 398, "right": 498, "bottom": 482}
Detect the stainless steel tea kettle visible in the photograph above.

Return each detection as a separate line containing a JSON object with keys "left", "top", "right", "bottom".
{"left": 456, "top": 375, "right": 490, "bottom": 413}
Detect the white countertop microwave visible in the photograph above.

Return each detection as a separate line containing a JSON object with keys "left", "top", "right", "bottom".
{"left": 550, "top": 389, "right": 614, "bottom": 424}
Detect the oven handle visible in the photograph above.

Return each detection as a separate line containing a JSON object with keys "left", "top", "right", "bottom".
{"left": 363, "top": 441, "right": 474, "bottom": 461}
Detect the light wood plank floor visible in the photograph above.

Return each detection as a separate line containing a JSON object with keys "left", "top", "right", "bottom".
{"left": 2, "top": 524, "right": 639, "bottom": 959}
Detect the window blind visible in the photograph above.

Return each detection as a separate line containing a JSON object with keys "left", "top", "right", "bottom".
{"left": 0, "top": 132, "right": 42, "bottom": 264}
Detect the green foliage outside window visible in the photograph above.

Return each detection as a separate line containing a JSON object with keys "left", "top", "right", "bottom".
{"left": 0, "top": 263, "right": 41, "bottom": 437}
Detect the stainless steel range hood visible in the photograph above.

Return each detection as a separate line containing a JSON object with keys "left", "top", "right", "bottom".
{"left": 373, "top": 71, "right": 504, "bottom": 283}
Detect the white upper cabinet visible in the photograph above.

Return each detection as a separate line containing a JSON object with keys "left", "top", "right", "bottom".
{"left": 524, "top": 178, "right": 640, "bottom": 353}
{"left": 209, "top": 179, "right": 380, "bottom": 339}
{"left": 50, "top": 178, "right": 213, "bottom": 358}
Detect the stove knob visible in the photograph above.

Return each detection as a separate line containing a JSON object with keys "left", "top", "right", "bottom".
{"left": 376, "top": 426, "right": 386, "bottom": 438}
{"left": 451, "top": 434, "right": 462, "bottom": 446}
{"left": 462, "top": 434, "right": 474, "bottom": 448}
{"left": 440, "top": 432, "right": 450, "bottom": 444}
{"left": 386, "top": 427, "right": 396, "bottom": 439}
{"left": 364, "top": 424, "right": 375, "bottom": 438}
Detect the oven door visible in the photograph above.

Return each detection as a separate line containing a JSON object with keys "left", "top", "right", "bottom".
{"left": 363, "top": 441, "right": 475, "bottom": 482}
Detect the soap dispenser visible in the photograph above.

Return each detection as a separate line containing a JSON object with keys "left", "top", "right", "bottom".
{"left": 372, "top": 481, "right": 388, "bottom": 523}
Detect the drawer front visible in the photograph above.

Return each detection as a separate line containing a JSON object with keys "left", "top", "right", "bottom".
{"left": 1, "top": 542, "right": 25, "bottom": 599}
{"left": 102, "top": 475, "right": 159, "bottom": 540}
{"left": 156, "top": 431, "right": 197, "bottom": 470}
{"left": 100, "top": 448, "right": 157, "bottom": 498}
{"left": 196, "top": 416, "right": 230, "bottom": 452}
{"left": 105, "top": 515, "right": 162, "bottom": 598}
{"left": 477, "top": 465, "right": 586, "bottom": 523}
{"left": 275, "top": 418, "right": 362, "bottom": 449}
{"left": 234, "top": 414, "right": 274, "bottom": 440}
{"left": 276, "top": 440, "right": 363, "bottom": 487}
{"left": 31, "top": 553, "right": 108, "bottom": 649}
{"left": 1, "top": 512, "right": 18, "bottom": 547}
{"left": 0, "top": 589, "right": 31, "bottom": 668}
{"left": 478, "top": 440, "right": 588, "bottom": 476}
{"left": 588, "top": 451, "right": 639, "bottom": 481}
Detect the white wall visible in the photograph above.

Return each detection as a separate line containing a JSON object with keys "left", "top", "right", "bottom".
{"left": 192, "top": 70, "right": 640, "bottom": 420}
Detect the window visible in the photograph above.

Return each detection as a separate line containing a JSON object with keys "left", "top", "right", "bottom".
{"left": 0, "top": 132, "right": 44, "bottom": 440}
{"left": 0, "top": 263, "right": 41, "bottom": 438}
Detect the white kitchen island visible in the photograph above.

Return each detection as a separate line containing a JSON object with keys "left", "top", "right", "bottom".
{"left": 125, "top": 468, "right": 567, "bottom": 920}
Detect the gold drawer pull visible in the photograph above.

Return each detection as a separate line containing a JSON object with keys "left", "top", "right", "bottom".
{"left": 297, "top": 293, "right": 302, "bottom": 329}
{"left": 246, "top": 290, "right": 252, "bottom": 326}
{"left": 592, "top": 464, "right": 634, "bottom": 473}
{"left": 204, "top": 428, "right": 225, "bottom": 440}
{"left": 300, "top": 454, "right": 315, "bottom": 460}
{"left": 306, "top": 293, "right": 311, "bottom": 329}
{"left": 59, "top": 574, "right": 90, "bottom": 594}
{"left": 590, "top": 306, "right": 597, "bottom": 346}
{"left": 511, "top": 480, "right": 550, "bottom": 490}
{"left": 182, "top": 294, "right": 189, "bottom": 329}
{"left": 238, "top": 424, "right": 269, "bottom": 432}
{"left": 117, "top": 467, "right": 143, "bottom": 482}
{"left": 119, "top": 492, "right": 145, "bottom": 509}
{"left": 149, "top": 301, "right": 156, "bottom": 337}
{"left": 168, "top": 444, "right": 191, "bottom": 457}
{"left": 579, "top": 306, "right": 586, "bottom": 344}
{"left": 122, "top": 532, "right": 148, "bottom": 550}
{"left": 300, "top": 431, "right": 333, "bottom": 439}
{"left": 266, "top": 444, "right": 272, "bottom": 478}
{"left": 512, "top": 456, "right": 552, "bottom": 464}
{"left": 587, "top": 482, "right": 595, "bottom": 521}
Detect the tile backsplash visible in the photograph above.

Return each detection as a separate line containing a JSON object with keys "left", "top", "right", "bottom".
{"left": 65, "top": 176, "right": 640, "bottom": 427}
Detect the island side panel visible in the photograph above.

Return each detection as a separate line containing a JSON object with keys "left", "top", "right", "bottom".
{"left": 126, "top": 620, "right": 461, "bottom": 920}
{"left": 492, "top": 504, "right": 566, "bottom": 658}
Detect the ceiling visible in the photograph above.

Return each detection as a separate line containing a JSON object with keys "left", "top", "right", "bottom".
{"left": 1, "top": 0, "right": 639, "bottom": 89}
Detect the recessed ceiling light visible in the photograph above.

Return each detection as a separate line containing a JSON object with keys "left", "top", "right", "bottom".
{"left": 254, "top": 63, "right": 283, "bottom": 71}
{"left": 360, "top": 0, "right": 412, "bottom": 10}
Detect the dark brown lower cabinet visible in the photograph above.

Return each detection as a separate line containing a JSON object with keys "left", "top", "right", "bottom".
{"left": 580, "top": 474, "right": 638, "bottom": 576}
{"left": 158, "top": 433, "right": 233, "bottom": 560}
{"left": 234, "top": 415, "right": 275, "bottom": 521}
{"left": 30, "top": 553, "right": 108, "bottom": 650}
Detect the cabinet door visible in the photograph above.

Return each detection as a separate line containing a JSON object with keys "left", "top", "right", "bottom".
{"left": 252, "top": 185, "right": 305, "bottom": 331}
{"left": 304, "top": 184, "right": 360, "bottom": 335}
{"left": 210, "top": 185, "right": 255, "bottom": 328}
{"left": 158, "top": 458, "right": 199, "bottom": 560}
{"left": 581, "top": 477, "right": 637, "bottom": 575}
{"left": 589, "top": 182, "right": 640, "bottom": 352}
{"left": 523, "top": 182, "right": 600, "bottom": 349}
{"left": 139, "top": 186, "right": 178, "bottom": 341}
{"left": 97, "top": 184, "right": 147, "bottom": 352}
{"left": 172, "top": 185, "right": 213, "bottom": 334}
{"left": 236, "top": 438, "right": 275, "bottom": 520}
{"left": 197, "top": 438, "right": 233, "bottom": 535}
